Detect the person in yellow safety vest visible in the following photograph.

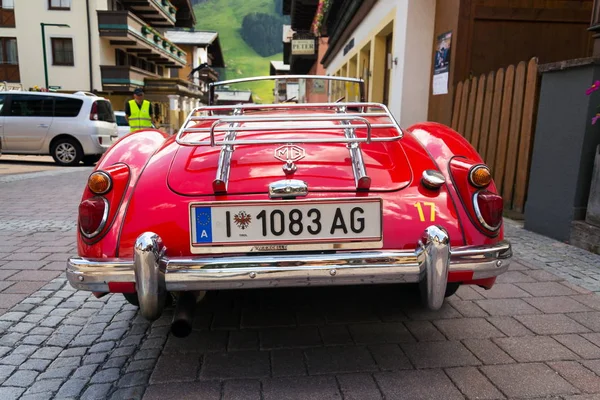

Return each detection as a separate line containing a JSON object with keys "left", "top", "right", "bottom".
{"left": 125, "top": 88, "right": 155, "bottom": 132}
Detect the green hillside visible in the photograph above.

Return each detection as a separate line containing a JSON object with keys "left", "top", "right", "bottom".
{"left": 194, "top": 0, "right": 286, "bottom": 103}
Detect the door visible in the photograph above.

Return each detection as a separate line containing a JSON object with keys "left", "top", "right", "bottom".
{"left": 382, "top": 34, "right": 393, "bottom": 106}
{"left": 3, "top": 94, "right": 53, "bottom": 152}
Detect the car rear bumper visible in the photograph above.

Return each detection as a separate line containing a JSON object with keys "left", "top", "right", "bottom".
{"left": 66, "top": 225, "right": 512, "bottom": 320}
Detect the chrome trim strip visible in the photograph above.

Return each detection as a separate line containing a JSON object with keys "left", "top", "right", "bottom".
{"left": 336, "top": 106, "right": 371, "bottom": 191}
{"left": 209, "top": 75, "right": 364, "bottom": 87}
{"left": 212, "top": 107, "right": 242, "bottom": 193}
{"left": 79, "top": 197, "right": 109, "bottom": 239}
{"left": 472, "top": 191, "right": 502, "bottom": 232}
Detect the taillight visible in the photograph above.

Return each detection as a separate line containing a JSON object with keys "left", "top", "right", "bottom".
{"left": 79, "top": 197, "right": 108, "bottom": 238}
{"left": 473, "top": 190, "right": 503, "bottom": 231}
{"left": 90, "top": 101, "right": 98, "bottom": 121}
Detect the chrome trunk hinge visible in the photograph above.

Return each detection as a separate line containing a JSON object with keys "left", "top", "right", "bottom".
{"left": 336, "top": 106, "right": 371, "bottom": 191}
{"left": 212, "top": 107, "right": 242, "bottom": 193}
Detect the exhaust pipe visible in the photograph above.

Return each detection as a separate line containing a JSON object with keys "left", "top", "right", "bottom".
{"left": 170, "top": 291, "right": 203, "bottom": 338}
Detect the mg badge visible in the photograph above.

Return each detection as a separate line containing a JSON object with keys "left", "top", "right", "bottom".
{"left": 274, "top": 144, "right": 305, "bottom": 174}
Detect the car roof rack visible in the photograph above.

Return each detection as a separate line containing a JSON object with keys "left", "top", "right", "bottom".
{"left": 175, "top": 102, "right": 404, "bottom": 194}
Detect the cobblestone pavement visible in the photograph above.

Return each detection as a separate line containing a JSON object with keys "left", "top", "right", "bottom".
{"left": 2, "top": 170, "right": 600, "bottom": 399}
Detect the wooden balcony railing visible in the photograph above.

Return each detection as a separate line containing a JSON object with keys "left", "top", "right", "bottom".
{"left": 0, "top": 8, "right": 15, "bottom": 28}
{"left": 0, "top": 64, "right": 20, "bottom": 82}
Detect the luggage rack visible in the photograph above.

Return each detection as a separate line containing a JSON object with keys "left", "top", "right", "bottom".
{"left": 174, "top": 102, "right": 404, "bottom": 193}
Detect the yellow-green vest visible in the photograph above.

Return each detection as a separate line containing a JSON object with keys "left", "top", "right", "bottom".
{"left": 128, "top": 99, "right": 152, "bottom": 132}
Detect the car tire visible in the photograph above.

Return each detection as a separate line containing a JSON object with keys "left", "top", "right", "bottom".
{"left": 51, "top": 138, "right": 83, "bottom": 166}
{"left": 82, "top": 154, "right": 102, "bottom": 166}
{"left": 444, "top": 283, "right": 460, "bottom": 298}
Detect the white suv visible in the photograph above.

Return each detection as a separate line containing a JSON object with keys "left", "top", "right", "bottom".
{"left": 0, "top": 91, "right": 118, "bottom": 166}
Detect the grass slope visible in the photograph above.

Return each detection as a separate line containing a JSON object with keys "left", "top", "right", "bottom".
{"left": 194, "top": 0, "right": 283, "bottom": 103}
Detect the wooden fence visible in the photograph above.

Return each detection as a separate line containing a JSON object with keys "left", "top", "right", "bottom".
{"left": 451, "top": 57, "right": 540, "bottom": 215}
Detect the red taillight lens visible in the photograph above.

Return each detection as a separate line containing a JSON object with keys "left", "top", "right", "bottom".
{"left": 474, "top": 190, "right": 503, "bottom": 231}
{"left": 79, "top": 197, "right": 108, "bottom": 238}
{"left": 90, "top": 101, "right": 98, "bottom": 121}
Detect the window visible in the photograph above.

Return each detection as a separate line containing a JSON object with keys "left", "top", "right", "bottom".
{"left": 8, "top": 95, "right": 53, "bottom": 117}
{"left": 0, "top": 37, "right": 17, "bottom": 64}
{"left": 94, "top": 100, "right": 115, "bottom": 123}
{"left": 54, "top": 97, "right": 83, "bottom": 117}
{"left": 0, "top": 94, "right": 6, "bottom": 115}
{"left": 0, "top": 0, "right": 14, "bottom": 9}
{"left": 49, "top": 0, "right": 70, "bottom": 10}
{"left": 51, "top": 38, "right": 73, "bottom": 66}
{"left": 115, "top": 114, "right": 127, "bottom": 127}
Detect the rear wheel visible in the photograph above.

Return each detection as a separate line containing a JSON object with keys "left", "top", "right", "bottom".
{"left": 123, "top": 292, "right": 175, "bottom": 308}
{"left": 51, "top": 138, "right": 83, "bottom": 166}
{"left": 445, "top": 283, "right": 460, "bottom": 298}
{"left": 82, "top": 154, "right": 102, "bottom": 166}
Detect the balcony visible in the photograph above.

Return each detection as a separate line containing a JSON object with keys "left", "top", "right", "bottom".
{"left": 100, "top": 65, "right": 157, "bottom": 92}
{"left": 97, "top": 10, "right": 187, "bottom": 68}
{"left": 0, "top": 64, "right": 20, "bottom": 83}
{"left": 120, "top": 0, "right": 177, "bottom": 27}
{"left": 144, "top": 77, "right": 204, "bottom": 98}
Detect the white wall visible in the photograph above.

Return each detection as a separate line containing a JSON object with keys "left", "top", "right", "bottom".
{"left": 0, "top": 0, "right": 96, "bottom": 91}
{"left": 325, "top": 0, "right": 435, "bottom": 127}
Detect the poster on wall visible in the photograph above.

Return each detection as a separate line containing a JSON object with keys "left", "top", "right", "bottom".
{"left": 432, "top": 31, "right": 452, "bottom": 95}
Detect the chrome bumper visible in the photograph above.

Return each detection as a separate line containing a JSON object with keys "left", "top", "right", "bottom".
{"left": 67, "top": 226, "right": 512, "bottom": 320}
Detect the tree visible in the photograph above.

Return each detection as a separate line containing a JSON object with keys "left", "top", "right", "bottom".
{"left": 240, "top": 12, "right": 284, "bottom": 57}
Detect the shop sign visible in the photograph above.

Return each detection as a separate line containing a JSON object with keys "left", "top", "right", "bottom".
{"left": 292, "top": 39, "right": 315, "bottom": 55}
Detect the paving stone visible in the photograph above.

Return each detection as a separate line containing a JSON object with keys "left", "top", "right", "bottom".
{"left": 222, "top": 379, "right": 262, "bottom": 400}
{"left": 23, "top": 378, "right": 63, "bottom": 394}
{"left": 525, "top": 269, "right": 565, "bottom": 281}
{"left": 271, "top": 349, "right": 307, "bottom": 377}
{"left": 37, "top": 367, "right": 76, "bottom": 380}
{"left": 3, "top": 370, "right": 39, "bottom": 387}
{"left": 375, "top": 369, "right": 464, "bottom": 400}
{"left": 144, "top": 381, "right": 221, "bottom": 400}
{"left": 456, "top": 285, "right": 486, "bottom": 300}
{"left": 200, "top": 350, "right": 270, "bottom": 379}
{"left": 402, "top": 302, "right": 461, "bottom": 320}
{"left": 163, "top": 330, "right": 227, "bottom": 354}
{"left": 134, "top": 348, "right": 162, "bottom": 361}
{"left": 486, "top": 316, "right": 534, "bottom": 336}
{"left": 12, "top": 344, "right": 38, "bottom": 356}
{"left": 553, "top": 334, "right": 600, "bottom": 359}
{"left": 117, "top": 370, "right": 151, "bottom": 388}
{"left": 400, "top": 341, "right": 480, "bottom": 368}
{"left": 0, "top": 387, "right": 25, "bottom": 400}
{"left": 241, "top": 309, "right": 296, "bottom": 328}
{"left": 446, "top": 298, "right": 489, "bottom": 317}
{"left": 88, "top": 341, "right": 115, "bottom": 353}
{"left": 89, "top": 367, "right": 121, "bottom": 384}
{"left": 445, "top": 367, "right": 505, "bottom": 399}
{"left": 568, "top": 312, "right": 600, "bottom": 331}
{"left": 49, "top": 356, "right": 81, "bottom": 369}
{"left": 31, "top": 346, "right": 62, "bottom": 359}
{"left": 524, "top": 296, "right": 594, "bottom": 313}
{"left": 210, "top": 310, "right": 240, "bottom": 330}
{"left": 474, "top": 283, "right": 532, "bottom": 299}
{"left": 304, "top": 346, "right": 377, "bottom": 375}
{"left": 72, "top": 364, "right": 99, "bottom": 379}
{"left": 312, "top": 328, "right": 348, "bottom": 347}
{"left": 0, "top": 311, "right": 26, "bottom": 322}
{"left": 110, "top": 385, "right": 146, "bottom": 400}
{"left": 348, "top": 322, "right": 415, "bottom": 344}
{"left": 262, "top": 376, "right": 342, "bottom": 400}
{"left": 260, "top": 326, "right": 322, "bottom": 349}
{"left": 433, "top": 318, "right": 504, "bottom": 340}
{"left": 337, "top": 373, "right": 382, "bottom": 400}
{"left": 516, "top": 282, "right": 579, "bottom": 296}
{"left": 548, "top": 361, "right": 600, "bottom": 393}
{"left": 18, "top": 358, "right": 52, "bottom": 372}
{"left": 475, "top": 298, "right": 542, "bottom": 316}
{"left": 481, "top": 363, "right": 578, "bottom": 398}
{"left": 325, "top": 306, "right": 380, "bottom": 324}
{"left": 462, "top": 338, "right": 515, "bottom": 365}
{"left": 494, "top": 336, "right": 578, "bottom": 362}
{"left": 126, "top": 359, "right": 156, "bottom": 373}
{"left": 515, "top": 314, "right": 590, "bottom": 335}
{"left": 59, "top": 347, "right": 87, "bottom": 358}
{"left": 150, "top": 353, "right": 200, "bottom": 383}
{"left": 83, "top": 352, "right": 109, "bottom": 365}
{"left": 80, "top": 383, "right": 112, "bottom": 400}
{"left": 0, "top": 353, "right": 28, "bottom": 366}
{"left": 368, "top": 344, "right": 413, "bottom": 370}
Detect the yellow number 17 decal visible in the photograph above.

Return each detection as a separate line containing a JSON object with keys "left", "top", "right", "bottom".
{"left": 414, "top": 202, "right": 436, "bottom": 222}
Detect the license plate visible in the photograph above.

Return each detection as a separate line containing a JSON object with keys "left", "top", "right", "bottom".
{"left": 189, "top": 198, "right": 382, "bottom": 253}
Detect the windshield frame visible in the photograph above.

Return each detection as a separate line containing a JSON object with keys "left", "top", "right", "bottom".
{"left": 208, "top": 75, "right": 365, "bottom": 105}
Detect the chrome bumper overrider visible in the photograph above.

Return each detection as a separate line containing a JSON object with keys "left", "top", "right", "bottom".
{"left": 66, "top": 226, "right": 512, "bottom": 320}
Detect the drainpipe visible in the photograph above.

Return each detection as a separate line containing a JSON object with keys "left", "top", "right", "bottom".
{"left": 86, "top": 0, "right": 93, "bottom": 91}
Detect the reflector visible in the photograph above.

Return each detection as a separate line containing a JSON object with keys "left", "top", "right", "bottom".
{"left": 88, "top": 171, "right": 112, "bottom": 194}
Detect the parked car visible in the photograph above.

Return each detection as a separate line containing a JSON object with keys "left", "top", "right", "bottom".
{"left": 0, "top": 90, "right": 118, "bottom": 166}
{"left": 114, "top": 111, "right": 130, "bottom": 138}
{"left": 67, "top": 75, "right": 512, "bottom": 338}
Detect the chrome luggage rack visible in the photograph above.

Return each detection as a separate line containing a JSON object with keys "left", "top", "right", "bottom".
{"left": 174, "top": 102, "right": 404, "bottom": 193}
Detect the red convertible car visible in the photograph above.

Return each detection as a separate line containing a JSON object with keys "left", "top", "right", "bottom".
{"left": 67, "top": 76, "right": 511, "bottom": 337}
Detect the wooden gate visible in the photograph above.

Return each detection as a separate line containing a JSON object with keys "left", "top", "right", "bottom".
{"left": 451, "top": 57, "right": 540, "bottom": 215}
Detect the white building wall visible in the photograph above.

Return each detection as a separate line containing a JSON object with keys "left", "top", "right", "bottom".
{"left": 0, "top": 0, "right": 96, "bottom": 91}
{"left": 325, "top": 0, "right": 435, "bottom": 127}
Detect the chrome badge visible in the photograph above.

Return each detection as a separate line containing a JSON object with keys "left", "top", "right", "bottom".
{"left": 274, "top": 144, "right": 306, "bottom": 174}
